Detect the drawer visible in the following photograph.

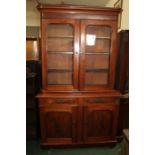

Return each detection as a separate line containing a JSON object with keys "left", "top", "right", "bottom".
{"left": 84, "top": 98, "right": 116, "bottom": 104}
{"left": 39, "top": 98, "right": 77, "bottom": 107}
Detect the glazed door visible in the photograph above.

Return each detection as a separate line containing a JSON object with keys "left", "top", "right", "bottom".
{"left": 83, "top": 102, "right": 119, "bottom": 144}
{"left": 41, "top": 19, "right": 80, "bottom": 91}
{"left": 79, "top": 20, "right": 118, "bottom": 91}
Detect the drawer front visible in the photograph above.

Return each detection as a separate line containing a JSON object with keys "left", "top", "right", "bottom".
{"left": 39, "top": 98, "right": 77, "bottom": 107}
{"left": 84, "top": 98, "right": 116, "bottom": 104}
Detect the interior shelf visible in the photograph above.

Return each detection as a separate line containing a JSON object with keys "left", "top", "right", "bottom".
{"left": 47, "top": 36, "right": 74, "bottom": 39}
{"left": 48, "top": 83, "right": 72, "bottom": 86}
{"left": 96, "top": 36, "right": 111, "bottom": 39}
{"left": 48, "top": 69, "right": 72, "bottom": 73}
{"left": 86, "top": 52, "right": 110, "bottom": 55}
{"left": 86, "top": 69, "right": 109, "bottom": 72}
{"left": 47, "top": 51, "right": 73, "bottom": 54}
{"left": 85, "top": 84, "right": 108, "bottom": 86}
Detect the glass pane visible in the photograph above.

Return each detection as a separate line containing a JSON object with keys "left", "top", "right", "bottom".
{"left": 86, "top": 25, "right": 111, "bottom": 37}
{"left": 85, "top": 72, "right": 108, "bottom": 85}
{"left": 47, "top": 24, "right": 73, "bottom": 37}
{"left": 85, "top": 54, "right": 109, "bottom": 70}
{"left": 46, "top": 24, "right": 74, "bottom": 85}
{"left": 48, "top": 72, "right": 72, "bottom": 85}
{"left": 85, "top": 25, "right": 111, "bottom": 86}
{"left": 46, "top": 24, "right": 74, "bottom": 52}
{"left": 86, "top": 39, "right": 111, "bottom": 53}
{"left": 47, "top": 54, "right": 72, "bottom": 70}
{"left": 47, "top": 53, "right": 73, "bottom": 85}
{"left": 47, "top": 38, "right": 73, "bottom": 52}
{"left": 86, "top": 25, "right": 111, "bottom": 53}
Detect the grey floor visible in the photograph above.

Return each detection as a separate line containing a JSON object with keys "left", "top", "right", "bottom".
{"left": 26, "top": 140, "right": 123, "bottom": 155}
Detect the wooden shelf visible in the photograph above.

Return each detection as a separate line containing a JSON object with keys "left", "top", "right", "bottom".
{"left": 47, "top": 36, "right": 73, "bottom": 39}
{"left": 85, "top": 84, "right": 108, "bottom": 86}
{"left": 48, "top": 69, "right": 72, "bottom": 73}
{"left": 86, "top": 52, "right": 110, "bottom": 55}
{"left": 86, "top": 69, "right": 109, "bottom": 72}
{"left": 48, "top": 83, "right": 72, "bottom": 86}
{"left": 47, "top": 51, "right": 73, "bottom": 54}
{"left": 96, "top": 36, "right": 111, "bottom": 39}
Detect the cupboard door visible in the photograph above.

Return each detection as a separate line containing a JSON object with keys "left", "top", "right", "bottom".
{"left": 41, "top": 19, "right": 80, "bottom": 91}
{"left": 80, "top": 20, "right": 118, "bottom": 91}
{"left": 39, "top": 101, "right": 78, "bottom": 145}
{"left": 83, "top": 102, "right": 119, "bottom": 143}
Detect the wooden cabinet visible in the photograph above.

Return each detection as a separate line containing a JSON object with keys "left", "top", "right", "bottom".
{"left": 37, "top": 4, "right": 121, "bottom": 146}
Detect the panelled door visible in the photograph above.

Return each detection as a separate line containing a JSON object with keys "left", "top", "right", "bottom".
{"left": 83, "top": 102, "right": 119, "bottom": 143}
{"left": 41, "top": 19, "right": 80, "bottom": 91}
{"left": 79, "top": 20, "right": 118, "bottom": 91}
{"left": 39, "top": 102, "right": 78, "bottom": 145}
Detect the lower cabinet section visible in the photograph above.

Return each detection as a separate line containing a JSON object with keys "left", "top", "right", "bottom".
{"left": 38, "top": 97, "right": 119, "bottom": 146}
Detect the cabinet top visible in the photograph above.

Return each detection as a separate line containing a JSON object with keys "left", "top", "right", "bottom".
{"left": 37, "top": 4, "right": 121, "bottom": 14}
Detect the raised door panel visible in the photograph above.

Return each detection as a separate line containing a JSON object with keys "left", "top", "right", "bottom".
{"left": 41, "top": 19, "right": 80, "bottom": 91}
{"left": 83, "top": 102, "right": 119, "bottom": 143}
{"left": 79, "top": 20, "right": 118, "bottom": 91}
{"left": 39, "top": 101, "right": 78, "bottom": 145}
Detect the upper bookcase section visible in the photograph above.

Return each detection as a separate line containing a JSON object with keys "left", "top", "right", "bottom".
{"left": 37, "top": 4, "right": 121, "bottom": 20}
